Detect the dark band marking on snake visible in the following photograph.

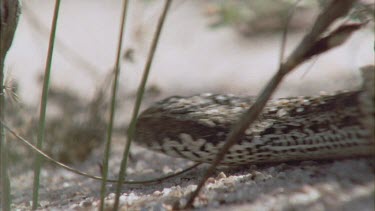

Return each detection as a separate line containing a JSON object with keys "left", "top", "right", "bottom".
{"left": 135, "top": 68, "right": 374, "bottom": 165}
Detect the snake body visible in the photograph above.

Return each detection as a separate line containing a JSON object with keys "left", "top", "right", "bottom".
{"left": 135, "top": 68, "right": 374, "bottom": 165}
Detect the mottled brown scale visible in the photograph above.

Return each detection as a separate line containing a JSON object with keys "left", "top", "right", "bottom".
{"left": 135, "top": 68, "right": 374, "bottom": 165}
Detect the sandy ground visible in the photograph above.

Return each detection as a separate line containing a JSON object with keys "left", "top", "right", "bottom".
{"left": 5, "top": 0, "right": 375, "bottom": 210}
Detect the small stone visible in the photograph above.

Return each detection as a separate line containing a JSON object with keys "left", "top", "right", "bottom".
{"left": 302, "top": 99, "right": 311, "bottom": 105}
{"left": 200, "top": 93, "right": 213, "bottom": 97}
{"left": 223, "top": 177, "right": 236, "bottom": 187}
{"left": 162, "top": 203, "right": 173, "bottom": 210}
{"left": 119, "top": 195, "right": 127, "bottom": 205}
{"left": 197, "top": 194, "right": 209, "bottom": 206}
{"left": 128, "top": 193, "right": 139, "bottom": 202}
{"left": 289, "top": 185, "right": 321, "bottom": 205}
{"left": 296, "top": 107, "right": 304, "bottom": 113}
{"left": 63, "top": 182, "right": 71, "bottom": 188}
{"left": 186, "top": 184, "right": 197, "bottom": 192}
{"left": 107, "top": 193, "right": 115, "bottom": 199}
{"left": 268, "top": 167, "right": 276, "bottom": 174}
{"left": 276, "top": 108, "right": 288, "bottom": 117}
{"left": 104, "top": 199, "right": 115, "bottom": 209}
{"left": 170, "top": 186, "right": 183, "bottom": 198}
{"left": 163, "top": 165, "right": 173, "bottom": 174}
{"left": 199, "top": 119, "right": 216, "bottom": 127}
{"left": 215, "top": 95, "right": 228, "bottom": 102}
{"left": 39, "top": 201, "right": 50, "bottom": 207}
{"left": 206, "top": 177, "right": 216, "bottom": 184}
{"left": 79, "top": 199, "right": 92, "bottom": 208}
{"left": 269, "top": 106, "right": 278, "bottom": 112}
{"left": 153, "top": 190, "right": 162, "bottom": 196}
{"left": 252, "top": 171, "right": 267, "bottom": 182}
{"left": 92, "top": 201, "right": 98, "bottom": 207}
{"left": 69, "top": 204, "right": 80, "bottom": 210}
{"left": 216, "top": 172, "right": 227, "bottom": 180}
{"left": 162, "top": 188, "right": 172, "bottom": 196}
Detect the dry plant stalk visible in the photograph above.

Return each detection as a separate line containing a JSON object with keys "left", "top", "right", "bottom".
{"left": 113, "top": 0, "right": 173, "bottom": 210}
{"left": 0, "top": 0, "right": 21, "bottom": 210}
{"left": 31, "top": 0, "right": 61, "bottom": 209}
{"left": 98, "top": 0, "right": 129, "bottom": 210}
{"left": 184, "top": 0, "right": 361, "bottom": 208}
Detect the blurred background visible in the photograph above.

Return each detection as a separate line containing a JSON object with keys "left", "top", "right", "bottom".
{"left": 6, "top": 0, "right": 373, "bottom": 101}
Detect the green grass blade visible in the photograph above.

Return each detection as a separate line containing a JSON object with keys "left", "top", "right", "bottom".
{"left": 31, "top": 0, "right": 61, "bottom": 209}
{"left": 112, "top": 0, "right": 172, "bottom": 210}
{"left": 98, "top": 0, "right": 129, "bottom": 210}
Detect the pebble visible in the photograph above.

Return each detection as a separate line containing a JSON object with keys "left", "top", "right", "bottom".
{"left": 216, "top": 172, "right": 227, "bottom": 180}
{"left": 107, "top": 193, "right": 115, "bottom": 199}
{"left": 119, "top": 195, "right": 127, "bottom": 205}
{"left": 69, "top": 204, "right": 80, "bottom": 210}
{"left": 79, "top": 199, "right": 92, "bottom": 208}
{"left": 153, "top": 190, "right": 163, "bottom": 196}
{"left": 104, "top": 199, "right": 115, "bottom": 209}
{"left": 289, "top": 185, "right": 321, "bottom": 205}
{"left": 163, "top": 165, "right": 173, "bottom": 174}
{"left": 162, "top": 188, "right": 172, "bottom": 196}
{"left": 255, "top": 171, "right": 273, "bottom": 182}
{"left": 206, "top": 177, "right": 216, "bottom": 184}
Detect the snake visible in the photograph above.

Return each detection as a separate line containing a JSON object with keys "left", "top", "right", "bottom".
{"left": 134, "top": 66, "right": 374, "bottom": 165}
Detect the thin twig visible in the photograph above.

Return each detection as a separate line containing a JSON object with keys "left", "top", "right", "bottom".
{"left": 32, "top": 0, "right": 61, "bottom": 209}
{"left": 113, "top": 0, "right": 172, "bottom": 210}
{"left": 184, "top": 0, "right": 357, "bottom": 208}
{"left": 0, "top": 120, "right": 201, "bottom": 184}
{"left": 279, "top": 0, "right": 304, "bottom": 66}
{"left": 99, "top": 0, "right": 129, "bottom": 210}
{"left": 282, "top": 0, "right": 355, "bottom": 72}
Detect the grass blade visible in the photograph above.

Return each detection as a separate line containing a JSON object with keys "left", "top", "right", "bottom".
{"left": 112, "top": 0, "right": 172, "bottom": 210}
{"left": 31, "top": 0, "right": 61, "bottom": 209}
{"left": 98, "top": 0, "right": 129, "bottom": 210}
